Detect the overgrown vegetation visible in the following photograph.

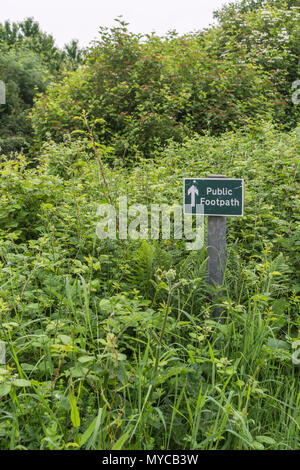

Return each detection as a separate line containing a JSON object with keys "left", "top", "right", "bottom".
{"left": 0, "top": 0, "right": 299, "bottom": 451}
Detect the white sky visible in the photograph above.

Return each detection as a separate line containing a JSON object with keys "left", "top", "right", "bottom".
{"left": 0, "top": 0, "right": 230, "bottom": 48}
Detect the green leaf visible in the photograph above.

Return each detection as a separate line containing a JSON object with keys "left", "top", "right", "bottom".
{"left": 78, "top": 355, "right": 94, "bottom": 363}
{"left": 85, "top": 408, "right": 104, "bottom": 450}
{"left": 12, "top": 379, "right": 31, "bottom": 387}
{"left": 69, "top": 391, "right": 80, "bottom": 428}
{"left": 252, "top": 441, "right": 265, "bottom": 450}
{"left": 71, "top": 130, "right": 87, "bottom": 135}
{"left": 112, "top": 429, "right": 131, "bottom": 450}
{"left": 99, "top": 299, "right": 111, "bottom": 312}
{"left": 266, "top": 338, "right": 290, "bottom": 350}
{"left": 79, "top": 416, "right": 98, "bottom": 447}
{"left": 58, "top": 334, "right": 72, "bottom": 345}
{"left": 0, "top": 383, "right": 11, "bottom": 397}
{"left": 208, "top": 342, "right": 215, "bottom": 362}
{"left": 256, "top": 436, "right": 276, "bottom": 445}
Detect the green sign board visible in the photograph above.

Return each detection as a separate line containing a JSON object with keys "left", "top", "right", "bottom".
{"left": 184, "top": 178, "right": 244, "bottom": 216}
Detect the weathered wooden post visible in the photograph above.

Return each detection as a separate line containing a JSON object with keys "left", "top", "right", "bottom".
{"left": 207, "top": 175, "right": 227, "bottom": 321}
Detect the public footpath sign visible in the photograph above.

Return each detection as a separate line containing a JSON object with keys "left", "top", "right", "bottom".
{"left": 184, "top": 178, "right": 244, "bottom": 217}
{"left": 183, "top": 175, "right": 244, "bottom": 321}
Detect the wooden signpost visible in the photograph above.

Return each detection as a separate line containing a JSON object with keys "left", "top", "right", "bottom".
{"left": 184, "top": 175, "right": 244, "bottom": 320}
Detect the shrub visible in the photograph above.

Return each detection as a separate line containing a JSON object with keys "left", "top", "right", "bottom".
{"left": 31, "top": 19, "right": 286, "bottom": 162}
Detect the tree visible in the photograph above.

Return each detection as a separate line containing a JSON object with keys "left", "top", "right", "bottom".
{"left": 0, "top": 18, "right": 83, "bottom": 155}
{"left": 0, "top": 46, "right": 49, "bottom": 154}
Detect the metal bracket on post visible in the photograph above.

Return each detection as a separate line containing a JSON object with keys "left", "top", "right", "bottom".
{"left": 207, "top": 175, "right": 227, "bottom": 321}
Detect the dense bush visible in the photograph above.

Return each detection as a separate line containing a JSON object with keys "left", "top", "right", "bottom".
{"left": 212, "top": 0, "right": 300, "bottom": 128}
{"left": 31, "top": 17, "right": 293, "bottom": 161}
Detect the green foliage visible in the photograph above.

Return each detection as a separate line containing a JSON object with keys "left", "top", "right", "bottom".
{"left": 0, "top": 18, "right": 83, "bottom": 155}
{"left": 212, "top": 1, "right": 300, "bottom": 128}
{"left": 0, "top": 123, "right": 299, "bottom": 449}
{"left": 0, "top": 18, "right": 80, "bottom": 72}
{"left": 0, "top": 46, "right": 49, "bottom": 154}
{"left": 3, "top": 6, "right": 300, "bottom": 160}
{"left": 31, "top": 17, "right": 290, "bottom": 161}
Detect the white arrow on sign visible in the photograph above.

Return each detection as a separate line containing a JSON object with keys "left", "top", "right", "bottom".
{"left": 188, "top": 185, "right": 199, "bottom": 207}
